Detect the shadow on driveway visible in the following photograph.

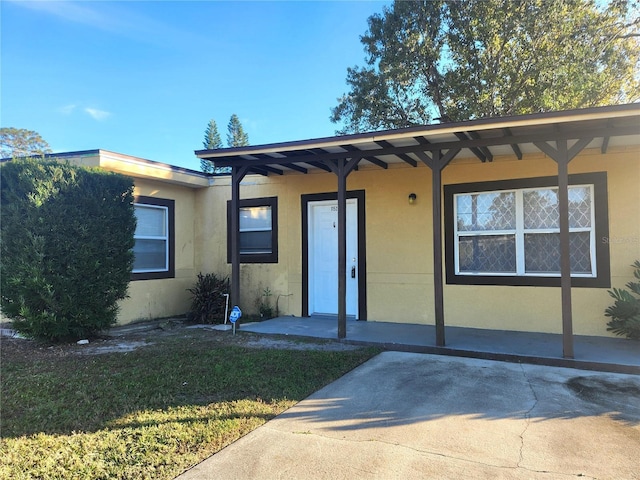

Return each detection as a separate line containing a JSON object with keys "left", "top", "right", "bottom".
{"left": 178, "top": 352, "right": 640, "bottom": 480}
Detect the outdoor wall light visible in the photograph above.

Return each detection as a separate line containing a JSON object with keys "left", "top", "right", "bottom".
{"left": 408, "top": 193, "right": 417, "bottom": 204}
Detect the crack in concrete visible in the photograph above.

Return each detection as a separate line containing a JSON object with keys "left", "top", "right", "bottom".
{"left": 518, "top": 364, "right": 540, "bottom": 469}
{"left": 284, "top": 428, "right": 597, "bottom": 478}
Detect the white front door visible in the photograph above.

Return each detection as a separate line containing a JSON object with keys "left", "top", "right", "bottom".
{"left": 308, "top": 200, "right": 358, "bottom": 318}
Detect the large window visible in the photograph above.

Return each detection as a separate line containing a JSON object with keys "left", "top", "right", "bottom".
{"left": 227, "top": 197, "right": 278, "bottom": 263}
{"left": 132, "top": 196, "right": 175, "bottom": 280}
{"left": 444, "top": 173, "right": 610, "bottom": 287}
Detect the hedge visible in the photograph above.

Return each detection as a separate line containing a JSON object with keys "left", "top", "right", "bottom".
{"left": 0, "top": 159, "right": 136, "bottom": 341}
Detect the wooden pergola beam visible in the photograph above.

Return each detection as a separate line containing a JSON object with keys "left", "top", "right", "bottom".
{"left": 322, "top": 156, "right": 361, "bottom": 338}
{"left": 455, "top": 132, "right": 488, "bottom": 162}
{"left": 284, "top": 163, "right": 308, "bottom": 174}
{"left": 341, "top": 144, "right": 388, "bottom": 169}
{"left": 503, "top": 128, "right": 523, "bottom": 159}
{"left": 260, "top": 165, "right": 284, "bottom": 175}
{"left": 533, "top": 136, "right": 593, "bottom": 359}
{"left": 230, "top": 165, "right": 250, "bottom": 311}
{"left": 375, "top": 140, "right": 417, "bottom": 167}
{"left": 466, "top": 130, "right": 494, "bottom": 162}
{"left": 248, "top": 166, "right": 269, "bottom": 176}
{"left": 209, "top": 125, "right": 635, "bottom": 169}
{"left": 415, "top": 148, "right": 461, "bottom": 347}
{"left": 307, "top": 161, "right": 332, "bottom": 172}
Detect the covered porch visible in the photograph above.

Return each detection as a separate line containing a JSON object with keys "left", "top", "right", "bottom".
{"left": 238, "top": 316, "right": 640, "bottom": 374}
{"left": 196, "top": 104, "right": 640, "bottom": 360}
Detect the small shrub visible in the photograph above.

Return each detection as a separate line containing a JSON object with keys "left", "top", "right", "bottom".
{"left": 187, "top": 273, "right": 230, "bottom": 324}
{"left": 255, "top": 287, "right": 274, "bottom": 320}
{"left": 0, "top": 159, "right": 136, "bottom": 341}
{"left": 605, "top": 260, "right": 640, "bottom": 340}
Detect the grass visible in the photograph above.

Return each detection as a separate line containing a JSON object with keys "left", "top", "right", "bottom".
{"left": 1, "top": 329, "right": 379, "bottom": 479}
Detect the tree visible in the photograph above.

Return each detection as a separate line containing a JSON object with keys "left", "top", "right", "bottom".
{"left": 200, "top": 114, "right": 250, "bottom": 174}
{"left": 0, "top": 127, "right": 52, "bottom": 158}
{"left": 227, "top": 114, "right": 249, "bottom": 147}
{"left": 331, "top": 0, "right": 640, "bottom": 133}
{"left": 201, "top": 119, "right": 223, "bottom": 173}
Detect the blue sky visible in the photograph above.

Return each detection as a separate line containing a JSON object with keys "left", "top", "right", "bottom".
{"left": 1, "top": 0, "right": 388, "bottom": 170}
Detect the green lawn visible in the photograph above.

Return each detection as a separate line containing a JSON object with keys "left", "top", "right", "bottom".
{"left": 1, "top": 330, "right": 379, "bottom": 479}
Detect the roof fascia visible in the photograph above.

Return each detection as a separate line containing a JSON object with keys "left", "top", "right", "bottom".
{"left": 96, "top": 150, "right": 211, "bottom": 188}
{"left": 208, "top": 123, "right": 639, "bottom": 168}
{"left": 98, "top": 150, "right": 207, "bottom": 178}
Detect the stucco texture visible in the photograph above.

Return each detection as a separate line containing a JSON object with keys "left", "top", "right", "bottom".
{"left": 117, "top": 179, "right": 200, "bottom": 323}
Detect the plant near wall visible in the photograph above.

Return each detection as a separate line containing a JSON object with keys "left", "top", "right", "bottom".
{"left": 187, "top": 273, "right": 230, "bottom": 324}
{"left": 255, "top": 287, "right": 274, "bottom": 320}
{"left": 0, "top": 159, "right": 136, "bottom": 341}
{"left": 605, "top": 260, "right": 640, "bottom": 340}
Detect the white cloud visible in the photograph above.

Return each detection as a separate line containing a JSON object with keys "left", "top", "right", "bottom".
{"left": 9, "top": 0, "right": 123, "bottom": 32}
{"left": 85, "top": 108, "right": 111, "bottom": 121}
{"left": 8, "top": 0, "right": 108, "bottom": 29}
{"left": 7, "top": 0, "right": 204, "bottom": 48}
{"left": 59, "top": 104, "right": 77, "bottom": 115}
{"left": 57, "top": 103, "right": 112, "bottom": 120}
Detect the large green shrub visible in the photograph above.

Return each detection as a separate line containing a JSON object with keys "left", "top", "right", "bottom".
{"left": 187, "top": 272, "right": 230, "bottom": 324}
{"left": 605, "top": 260, "right": 640, "bottom": 340}
{"left": 0, "top": 159, "right": 136, "bottom": 341}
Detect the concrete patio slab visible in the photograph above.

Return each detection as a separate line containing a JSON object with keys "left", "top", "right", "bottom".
{"left": 237, "top": 316, "right": 640, "bottom": 374}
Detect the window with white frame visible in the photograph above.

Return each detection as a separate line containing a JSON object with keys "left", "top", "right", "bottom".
{"left": 444, "top": 173, "right": 610, "bottom": 288}
{"left": 132, "top": 197, "right": 174, "bottom": 280}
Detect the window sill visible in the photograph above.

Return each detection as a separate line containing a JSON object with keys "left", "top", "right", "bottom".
{"left": 131, "top": 270, "right": 175, "bottom": 281}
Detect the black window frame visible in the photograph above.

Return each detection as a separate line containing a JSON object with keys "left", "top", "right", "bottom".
{"left": 227, "top": 196, "right": 278, "bottom": 264}
{"left": 131, "top": 196, "right": 175, "bottom": 281}
{"left": 444, "top": 172, "right": 610, "bottom": 288}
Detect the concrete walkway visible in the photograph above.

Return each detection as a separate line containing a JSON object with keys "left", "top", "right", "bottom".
{"left": 176, "top": 352, "right": 640, "bottom": 480}
{"left": 238, "top": 316, "right": 640, "bottom": 374}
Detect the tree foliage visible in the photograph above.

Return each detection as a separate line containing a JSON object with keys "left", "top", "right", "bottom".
{"left": 331, "top": 0, "right": 640, "bottom": 133}
{"left": 200, "top": 114, "right": 250, "bottom": 174}
{"left": 0, "top": 159, "right": 136, "bottom": 341}
{"left": 0, "top": 127, "right": 52, "bottom": 158}
{"left": 226, "top": 114, "right": 250, "bottom": 147}
{"left": 201, "top": 119, "right": 223, "bottom": 173}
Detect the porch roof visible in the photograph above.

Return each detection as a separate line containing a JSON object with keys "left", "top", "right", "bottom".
{"left": 195, "top": 103, "right": 640, "bottom": 176}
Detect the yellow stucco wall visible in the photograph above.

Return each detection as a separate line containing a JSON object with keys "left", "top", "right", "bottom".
{"left": 195, "top": 176, "right": 302, "bottom": 317}
{"left": 195, "top": 146, "right": 639, "bottom": 337}
{"left": 441, "top": 147, "right": 639, "bottom": 336}
{"left": 116, "top": 178, "right": 200, "bottom": 323}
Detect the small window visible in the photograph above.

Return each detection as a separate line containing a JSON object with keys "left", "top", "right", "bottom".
{"left": 227, "top": 197, "right": 278, "bottom": 263}
{"left": 444, "top": 173, "right": 610, "bottom": 287}
{"left": 132, "top": 196, "right": 175, "bottom": 280}
{"left": 240, "top": 206, "right": 273, "bottom": 254}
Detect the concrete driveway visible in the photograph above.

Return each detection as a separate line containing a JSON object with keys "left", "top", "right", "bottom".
{"left": 177, "top": 352, "right": 640, "bottom": 480}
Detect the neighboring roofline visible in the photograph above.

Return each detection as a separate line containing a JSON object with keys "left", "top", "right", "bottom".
{"left": 1, "top": 149, "right": 208, "bottom": 178}
{"left": 96, "top": 149, "right": 209, "bottom": 178}
{"left": 2, "top": 148, "right": 212, "bottom": 188}
{"left": 195, "top": 103, "right": 640, "bottom": 159}
{"left": 0, "top": 149, "right": 103, "bottom": 164}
